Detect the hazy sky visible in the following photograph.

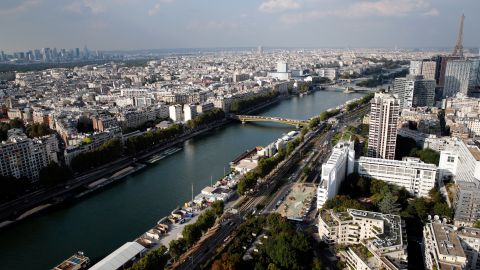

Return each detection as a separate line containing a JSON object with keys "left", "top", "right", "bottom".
{"left": 1, "top": 0, "right": 479, "bottom": 52}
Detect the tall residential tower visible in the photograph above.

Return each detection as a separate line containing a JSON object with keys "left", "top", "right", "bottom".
{"left": 367, "top": 93, "right": 400, "bottom": 160}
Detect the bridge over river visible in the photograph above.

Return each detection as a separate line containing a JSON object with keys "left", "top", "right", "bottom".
{"left": 230, "top": 114, "right": 310, "bottom": 127}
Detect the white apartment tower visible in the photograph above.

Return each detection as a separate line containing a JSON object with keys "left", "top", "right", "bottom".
{"left": 183, "top": 104, "right": 197, "bottom": 122}
{"left": 367, "top": 93, "right": 400, "bottom": 160}
{"left": 169, "top": 104, "right": 183, "bottom": 122}
{"left": 317, "top": 141, "right": 355, "bottom": 209}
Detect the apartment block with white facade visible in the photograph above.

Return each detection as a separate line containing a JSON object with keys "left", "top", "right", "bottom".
{"left": 319, "top": 209, "right": 408, "bottom": 270}
{"left": 317, "top": 141, "right": 355, "bottom": 209}
{"left": 356, "top": 157, "right": 437, "bottom": 197}
{"left": 0, "top": 129, "right": 58, "bottom": 181}
{"left": 169, "top": 104, "right": 183, "bottom": 122}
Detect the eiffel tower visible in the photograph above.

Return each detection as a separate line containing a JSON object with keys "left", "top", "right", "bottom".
{"left": 452, "top": 14, "right": 465, "bottom": 58}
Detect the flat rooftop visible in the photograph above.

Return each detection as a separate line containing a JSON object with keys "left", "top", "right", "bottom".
{"left": 432, "top": 223, "right": 465, "bottom": 259}
{"left": 468, "top": 146, "right": 480, "bottom": 161}
{"left": 277, "top": 183, "right": 316, "bottom": 221}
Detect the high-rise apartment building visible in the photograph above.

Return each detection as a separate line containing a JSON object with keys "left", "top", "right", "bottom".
{"left": 317, "top": 141, "right": 355, "bottom": 209}
{"left": 444, "top": 60, "right": 472, "bottom": 97}
{"left": 367, "top": 93, "right": 400, "bottom": 160}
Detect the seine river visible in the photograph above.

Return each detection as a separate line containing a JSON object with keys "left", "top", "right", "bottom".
{"left": 0, "top": 90, "right": 363, "bottom": 270}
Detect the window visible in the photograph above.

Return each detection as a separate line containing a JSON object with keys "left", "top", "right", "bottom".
{"left": 447, "top": 156, "right": 455, "bottom": 163}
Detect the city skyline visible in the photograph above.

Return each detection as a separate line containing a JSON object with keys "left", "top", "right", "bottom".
{"left": 1, "top": 0, "right": 480, "bottom": 52}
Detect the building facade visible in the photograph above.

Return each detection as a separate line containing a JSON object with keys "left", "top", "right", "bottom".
{"left": 423, "top": 221, "right": 480, "bottom": 270}
{"left": 317, "top": 141, "right": 355, "bottom": 209}
{"left": 356, "top": 157, "right": 437, "bottom": 197}
{"left": 319, "top": 209, "right": 408, "bottom": 270}
{"left": 367, "top": 93, "right": 400, "bottom": 160}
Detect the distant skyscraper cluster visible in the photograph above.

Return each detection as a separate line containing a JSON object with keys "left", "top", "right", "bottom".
{"left": 0, "top": 46, "right": 106, "bottom": 64}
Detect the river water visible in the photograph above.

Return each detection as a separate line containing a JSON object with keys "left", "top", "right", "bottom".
{"left": 0, "top": 90, "right": 363, "bottom": 270}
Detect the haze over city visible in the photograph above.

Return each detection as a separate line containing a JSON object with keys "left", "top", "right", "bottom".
{"left": 1, "top": 0, "right": 480, "bottom": 52}
{"left": 2, "top": 1, "right": 480, "bottom": 270}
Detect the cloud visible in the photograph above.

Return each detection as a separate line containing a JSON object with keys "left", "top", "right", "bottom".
{"left": 279, "top": 0, "right": 440, "bottom": 24}
{"left": 0, "top": 0, "right": 42, "bottom": 15}
{"left": 64, "top": 0, "right": 105, "bottom": 14}
{"left": 259, "top": 0, "right": 301, "bottom": 13}
{"left": 343, "top": 0, "right": 439, "bottom": 17}
{"left": 148, "top": 0, "right": 175, "bottom": 16}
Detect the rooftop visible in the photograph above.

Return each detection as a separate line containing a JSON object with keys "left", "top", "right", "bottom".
{"left": 277, "top": 183, "right": 316, "bottom": 221}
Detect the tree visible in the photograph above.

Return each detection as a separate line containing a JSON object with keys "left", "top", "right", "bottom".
{"left": 9, "top": 118, "right": 24, "bottom": 129}
{"left": 211, "top": 200, "right": 224, "bottom": 217}
{"left": 474, "top": 220, "right": 480, "bottom": 229}
{"left": 169, "top": 238, "right": 187, "bottom": 260}
{"left": 127, "top": 245, "right": 169, "bottom": 270}
{"left": 433, "top": 202, "right": 453, "bottom": 219}
{"left": 39, "top": 162, "right": 72, "bottom": 187}
{"left": 312, "top": 257, "right": 325, "bottom": 270}
{"left": 182, "top": 223, "right": 202, "bottom": 246}
{"left": 26, "top": 123, "right": 52, "bottom": 138}
{"left": 378, "top": 192, "right": 401, "bottom": 214}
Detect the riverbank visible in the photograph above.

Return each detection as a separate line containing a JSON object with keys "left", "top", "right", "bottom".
{"left": 0, "top": 90, "right": 364, "bottom": 270}
{"left": 0, "top": 97, "right": 283, "bottom": 228}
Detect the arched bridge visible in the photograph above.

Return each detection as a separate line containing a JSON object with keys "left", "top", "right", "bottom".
{"left": 231, "top": 114, "right": 309, "bottom": 127}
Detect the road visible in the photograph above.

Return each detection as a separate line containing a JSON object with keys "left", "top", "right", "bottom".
{"left": 171, "top": 104, "right": 371, "bottom": 270}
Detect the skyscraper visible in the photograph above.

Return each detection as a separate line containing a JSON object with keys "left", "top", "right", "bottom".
{"left": 367, "top": 93, "right": 400, "bottom": 160}
{"left": 421, "top": 61, "right": 437, "bottom": 81}
{"left": 444, "top": 60, "right": 472, "bottom": 97}
{"left": 393, "top": 75, "right": 435, "bottom": 109}
{"left": 409, "top": 60, "right": 423, "bottom": 75}
{"left": 468, "top": 58, "right": 480, "bottom": 96}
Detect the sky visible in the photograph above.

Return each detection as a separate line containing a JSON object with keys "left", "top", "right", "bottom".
{"left": 0, "top": 0, "right": 479, "bottom": 52}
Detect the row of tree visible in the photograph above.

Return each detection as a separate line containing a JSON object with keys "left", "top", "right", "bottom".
{"left": 237, "top": 149, "right": 287, "bottom": 195}
{"left": 345, "top": 92, "right": 375, "bottom": 112}
{"left": 0, "top": 162, "right": 72, "bottom": 203}
{"left": 71, "top": 138, "right": 124, "bottom": 172}
{"left": 308, "top": 109, "right": 340, "bottom": 129}
{"left": 168, "top": 200, "right": 224, "bottom": 260}
{"left": 125, "top": 124, "right": 184, "bottom": 155}
{"left": 229, "top": 91, "right": 279, "bottom": 113}
{"left": 186, "top": 108, "right": 225, "bottom": 129}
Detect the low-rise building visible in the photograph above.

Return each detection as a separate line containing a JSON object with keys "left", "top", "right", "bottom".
{"left": 319, "top": 209, "right": 408, "bottom": 270}
{"left": 423, "top": 221, "right": 480, "bottom": 270}
{"left": 356, "top": 156, "right": 436, "bottom": 197}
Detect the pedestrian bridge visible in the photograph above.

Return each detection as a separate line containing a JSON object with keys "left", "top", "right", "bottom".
{"left": 231, "top": 114, "right": 309, "bottom": 127}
